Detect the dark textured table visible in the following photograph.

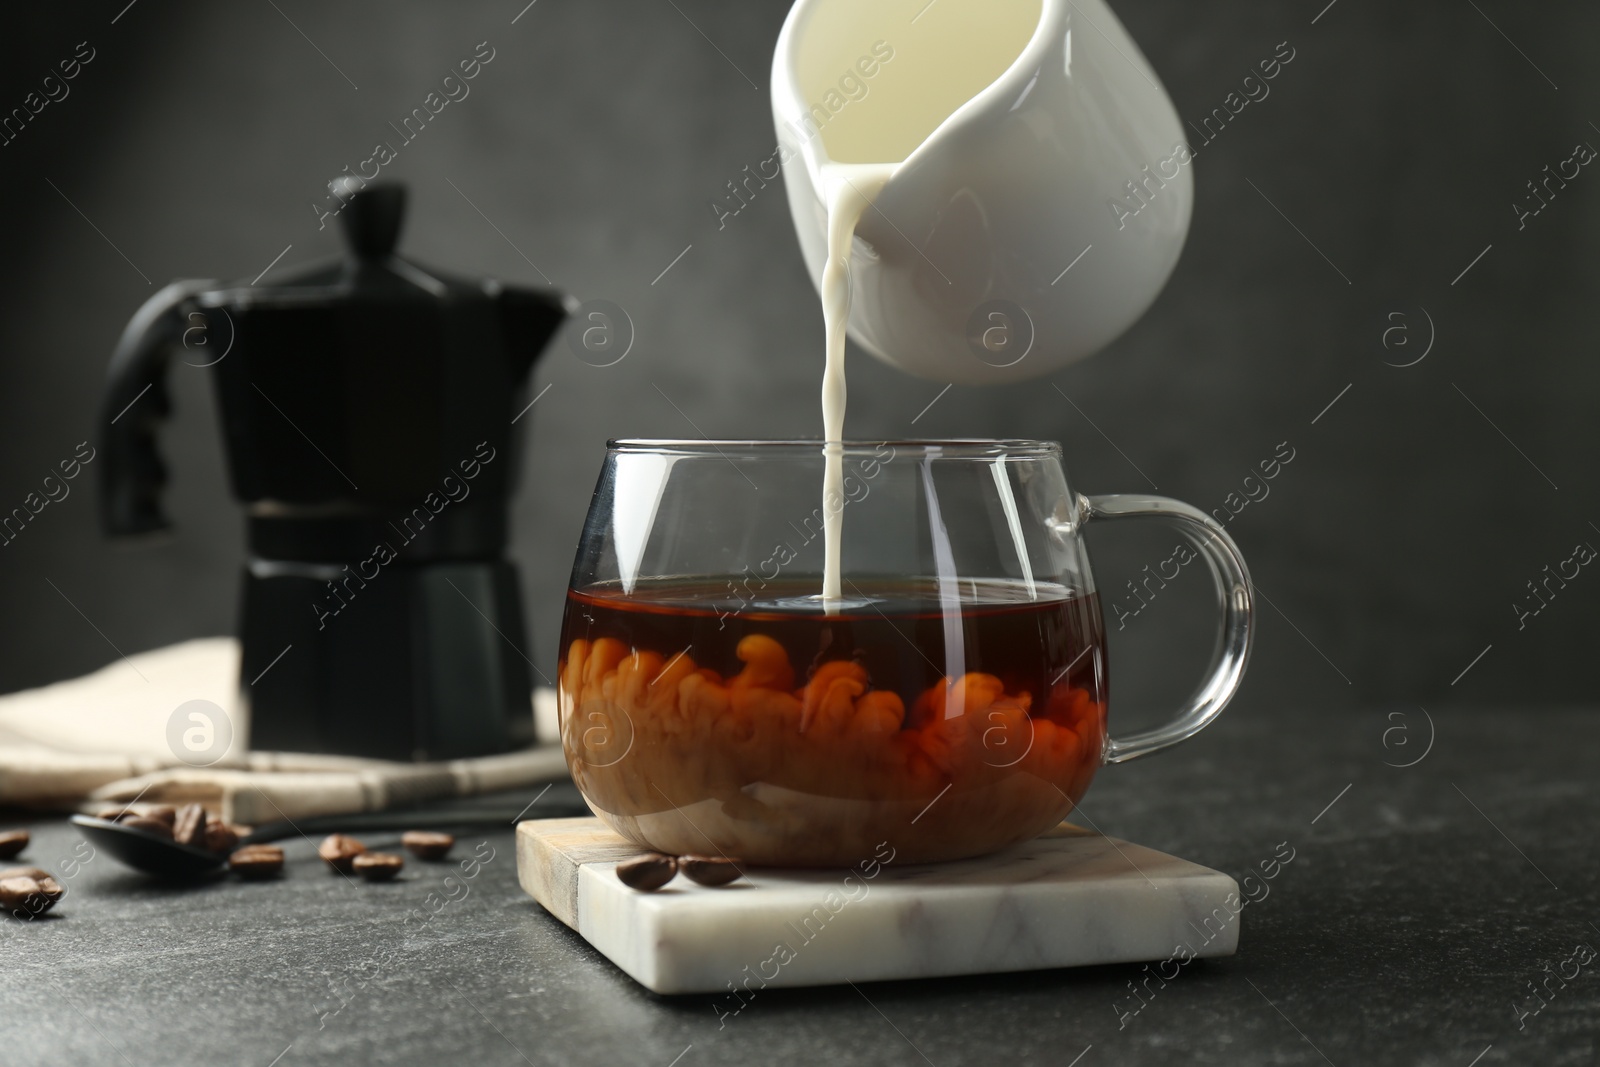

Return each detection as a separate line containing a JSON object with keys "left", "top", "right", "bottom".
{"left": 4, "top": 706, "right": 1596, "bottom": 1066}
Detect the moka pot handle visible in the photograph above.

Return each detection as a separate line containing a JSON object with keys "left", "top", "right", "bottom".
{"left": 99, "top": 279, "right": 216, "bottom": 537}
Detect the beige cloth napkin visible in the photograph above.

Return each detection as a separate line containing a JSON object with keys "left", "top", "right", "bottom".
{"left": 0, "top": 638, "right": 569, "bottom": 824}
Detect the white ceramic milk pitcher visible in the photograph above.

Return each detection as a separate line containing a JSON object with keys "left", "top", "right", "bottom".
{"left": 772, "top": 0, "right": 1192, "bottom": 385}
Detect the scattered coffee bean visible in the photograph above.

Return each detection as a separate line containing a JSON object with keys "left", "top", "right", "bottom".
{"left": 1, "top": 865, "right": 62, "bottom": 903}
{"left": 173, "top": 804, "right": 208, "bottom": 848}
{"left": 616, "top": 853, "right": 678, "bottom": 891}
{"left": 0, "top": 830, "right": 28, "bottom": 860}
{"left": 228, "top": 845, "right": 284, "bottom": 879}
{"left": 121, "top": 816, "right": 174, "bottom": 839}
{"left": 203, "top": 821, "right": 240, "bottom": 855}
{"left": 0, "top": 876, "right": 55, "bottom": 917}
{"left": 318, "top": 834, "right": 367, "bottom": 874}
{"left": 352, "top": 852, "right": 404, "bottom": 882}
{"left": 401, "top": 831, "right": 454, "bottom": 861}
{"left": 679, "top": 856, "right": 742, "bottom": 887}
{"left": 0, "top": 865, "right": 50, "bottom": 882}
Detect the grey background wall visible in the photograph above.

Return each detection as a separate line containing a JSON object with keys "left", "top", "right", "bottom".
{"left": 0, "top": 0, "right": 1595, "bottom": 723}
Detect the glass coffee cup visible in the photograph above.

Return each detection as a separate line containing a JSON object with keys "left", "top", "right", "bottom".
{"left": 558, "top": 440, "right": 1252, "bottom": 866}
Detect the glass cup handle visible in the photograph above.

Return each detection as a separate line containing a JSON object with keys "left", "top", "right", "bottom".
{"left": 1079, "top": 493, "right": 1255, "bottom": 764}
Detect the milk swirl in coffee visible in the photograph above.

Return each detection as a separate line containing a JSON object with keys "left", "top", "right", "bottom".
{"left": 799, "top": 0, "right": 1043, "bottom": 608}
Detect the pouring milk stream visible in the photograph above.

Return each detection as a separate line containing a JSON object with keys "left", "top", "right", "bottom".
{"left": 773, "top": 0, "right": 1193, "bottom": 608}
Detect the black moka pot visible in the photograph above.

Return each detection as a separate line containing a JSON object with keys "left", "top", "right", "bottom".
{"left": 98, "top": 181, "right": 569, "bottom": 761}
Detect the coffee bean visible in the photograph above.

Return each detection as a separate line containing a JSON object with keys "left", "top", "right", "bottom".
{"left": 401, "top": 831, "right": 454, "bottom": 861}
{"left": 352, "top": 852, "right": 404, "bottom": 882}
{"left": 318, "top": 834, "right": 367, "bottom": 874}
{"left": 203, "top": 821, "right": 240, "bottom": 855}
{"left": 0, "top": 876, "right": 53, "bottom": 917}
{"left": 0, "top": 830, "right": 28, "bottom": 860}
{"left": 121, "top": 816, "right": 173, "bottom": 839}
{"left": 173, "top": 804, "right": 208, "bottom": 847}
{"left": 143, "top": 806, "right": 177, "bottom": 827}
{"left": 679, "top": 856, "right": 742, "bottom": 887}
{"left": 0, "top": 876, "right": 39, "bottom": 908}
{"left": 0, "top": 865, "right": 50, "bottom": 882}
{"left": 228, "top": 845, "right": 284, "bottom": 879}
{"left": 616, "top": 853, "right": 677, "bottom": 891}
{"left": 0, "top": 866, "right": 61, "bottom": 905}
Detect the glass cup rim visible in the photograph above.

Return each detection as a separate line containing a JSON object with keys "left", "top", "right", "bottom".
{"left": 606, "top": 438, "right": 1063, "bottom": 458}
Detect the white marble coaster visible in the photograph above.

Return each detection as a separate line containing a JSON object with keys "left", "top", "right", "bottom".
{"left": 517, "top": 817, "right": 1241, "bottom": 995}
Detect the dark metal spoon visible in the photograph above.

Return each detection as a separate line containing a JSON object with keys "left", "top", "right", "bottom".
{"left": 70, "top": 800, "right": 587, "bottom": 878}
